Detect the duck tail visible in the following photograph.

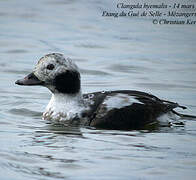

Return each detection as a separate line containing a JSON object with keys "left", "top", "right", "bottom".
{"left": 161, "top": 99, "right": 196, "bottom": 119}
{"left": 172, "top": 110, "right": 196, "bottom": 120}
{"left": 162, "top": 99, "right": 187, "bottom": 110}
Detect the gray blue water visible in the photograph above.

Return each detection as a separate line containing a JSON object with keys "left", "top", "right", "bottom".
{"left": 0, "top": 0, "right": 196, "bottom": 179}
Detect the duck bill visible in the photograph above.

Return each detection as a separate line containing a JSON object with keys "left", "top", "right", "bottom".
{"left": 15, "top": 72, "right": 44, "bottom": 86}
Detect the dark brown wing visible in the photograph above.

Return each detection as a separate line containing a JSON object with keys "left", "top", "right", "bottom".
{"left": 83, "top": 90, "right": 184, "bottom": 130}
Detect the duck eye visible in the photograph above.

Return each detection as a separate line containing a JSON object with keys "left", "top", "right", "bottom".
{"left": 47, "top": 64, "right": 54, "bottom": 70}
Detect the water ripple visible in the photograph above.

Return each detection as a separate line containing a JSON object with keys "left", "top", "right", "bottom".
{"left": 9, "top": 108, "right": 42, "bottom": 117}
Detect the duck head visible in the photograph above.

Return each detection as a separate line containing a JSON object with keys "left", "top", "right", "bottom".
{"left": 15, "top": 53, "right": 81, "bottom": 94}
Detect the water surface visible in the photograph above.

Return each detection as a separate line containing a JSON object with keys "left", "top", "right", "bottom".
{"left": 0, "top": 0, "right": 196, "bottom": 179}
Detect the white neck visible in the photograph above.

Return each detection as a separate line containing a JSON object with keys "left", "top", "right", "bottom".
{"left": 43, "top": 91, "right": 86, "bottom": 122}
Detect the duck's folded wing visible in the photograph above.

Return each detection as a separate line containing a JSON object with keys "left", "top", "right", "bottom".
{"left": 88, "top": 92, "right": 176, "bottom": 130}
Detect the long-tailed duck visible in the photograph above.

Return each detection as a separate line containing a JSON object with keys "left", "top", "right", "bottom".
{"left": 15, "top": 53, "right": 193, "bottom": 130}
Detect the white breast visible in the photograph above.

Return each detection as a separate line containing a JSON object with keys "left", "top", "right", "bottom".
{"left": 43, "top": 92, "right": 86, "bottom": 122}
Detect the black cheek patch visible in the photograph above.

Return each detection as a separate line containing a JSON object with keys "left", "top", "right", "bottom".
{"left": 54, "top": 71, "right": 80, "bottom": 94}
